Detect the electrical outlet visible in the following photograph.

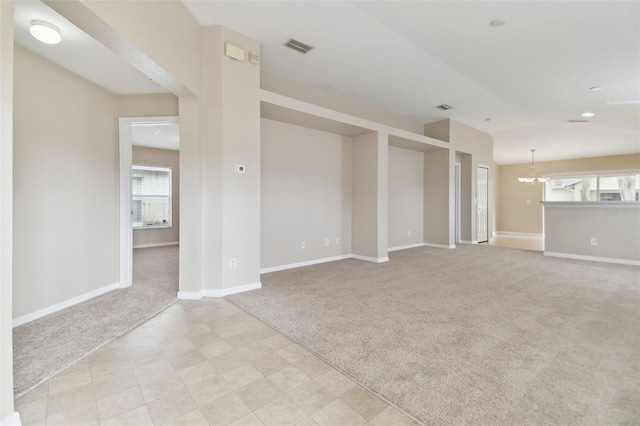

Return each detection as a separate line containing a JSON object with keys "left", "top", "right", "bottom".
{"left": 590, "top": 237, "right": 598, "bottom": 246}
{"left": 336, "top": 238, "right": 340, "bottom": 245}
{"left": 325, "top": 239, "right": 330, "bottom": 247}
{"left": 301, "top": 242, "right": 305, "bottom": 249}
{"left": 229, "top": 258, "right": 237, "bottom": 269}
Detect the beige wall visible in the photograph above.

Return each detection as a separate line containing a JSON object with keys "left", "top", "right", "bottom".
{"left": 13, "top": 45, "right": 178, "bottom": 319}
{"left": 388, "top": 146, "right": 424, "bottom": 248}
{"left": 13, "top": 45, "right": 118, "bottom": 319}
{"left": 424, "top": 119, "right": 494, "bottom": 243}
{"left": 424, "top": 148, "right": 453, "bottom": 246}
{"left": 261, "top": 119, "right": 352, "bottom": 268}
{"left": 544, "top": 203, "right": 640, "bottom": 262}
{"left": 498, "top": 153, "right": 640, "bottom": 234}
{"left": 132, "top": 146, "right": 180, "bottom": 247}
{"left": 0, "top": 0, "right": 14, "bottom": 420}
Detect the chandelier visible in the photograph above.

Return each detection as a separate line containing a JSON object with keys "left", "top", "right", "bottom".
{"left": 518, "top": 149, "right": 548, "bottom": 184}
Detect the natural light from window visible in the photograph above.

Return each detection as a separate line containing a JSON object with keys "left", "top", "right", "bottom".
{"left": 132, "top": 165, "right": 172, "bottom": 228}
{"left": 544, "top": 173, "right": 640, "bottom": 202}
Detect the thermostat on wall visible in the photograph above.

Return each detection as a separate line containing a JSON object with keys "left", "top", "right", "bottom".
{"left": 236, "top": 165, "right": 246, "bottom": 174}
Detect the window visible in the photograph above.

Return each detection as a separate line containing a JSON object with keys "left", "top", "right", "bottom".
{"left": 132, "top": 165, "right": 172, "bottom": 228}
{"left": 544, "top": 172, "right": 639, "bottom": 202}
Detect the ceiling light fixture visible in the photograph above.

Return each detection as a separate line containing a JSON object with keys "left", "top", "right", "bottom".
{"left": 489, "top": 19, "right": 505, "bottom": 27}
{"left": 581, "top": 112, "right": 595, "bottom": 117}
{"left": 518, "top": 149, "right": 548, "bottom": 185}
{"left": 29, "top": 20, "right": 61, "bottom": 45}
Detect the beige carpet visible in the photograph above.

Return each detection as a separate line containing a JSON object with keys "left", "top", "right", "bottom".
{"left": 13, "top": 245, "right": 178, "bottom": 397}
{"left": 227, "top": 245, "right": 640, "bottom": 425}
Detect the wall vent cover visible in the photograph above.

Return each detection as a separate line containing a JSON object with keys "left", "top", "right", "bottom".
{"left": 284, "top": 38, "right": 314, "bottom": 54}
{"left": 436, "top": 104, "right": 452, "bottom": 110}
{"left": 568, "top": 119, "right": 589, "bottom": 123}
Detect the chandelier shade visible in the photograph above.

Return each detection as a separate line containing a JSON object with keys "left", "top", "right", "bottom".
{"left": 518, "top": 149, "right": 548, "bottom": 184}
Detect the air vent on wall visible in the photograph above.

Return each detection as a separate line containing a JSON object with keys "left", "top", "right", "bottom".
{"left": 284, "top": 38, "right": 314, "bottom": 54}
{"left": 436, "top": 104, "right": 452, "bottom": 111}
{"left": 568, "top": 119, "right": 589, "bottom": 123}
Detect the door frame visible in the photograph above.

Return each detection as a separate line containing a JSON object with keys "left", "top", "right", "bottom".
{"left": 118, "top": 116, "right": 179, "bottom": 288}
{"left": 476, "top": 164, "right": 490, "bottom": 243}
{"left": 455, "top": 162, "right": 461, "bottom": 244}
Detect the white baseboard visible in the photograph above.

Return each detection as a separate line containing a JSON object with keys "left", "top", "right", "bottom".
{"left": 496, "top": 231, "right": 544, "bottom": 237}
{"left": 260, "top": 255, "right": 352, "bottom": 274}
{"left": 543, "top": 252, "right": 640, "bottom": 266}
{"left": 423, "top": 243, "right": 456, "bottom": 249}
{"left": 0, "top": 412, "right": 21, "bottom": 426}
{"left": 13, "top": 282, "right": 120, "bottom": 328}
{"left": 178, "top": 282, "right": 263, "bottom": 300}
{"left": 133, "top": 242, "right": 179, "bottom": 249}
{"left": 388, "top": 243, "right": 424, "bottom": 252}
{"left": 177, "top": 291, "right": 203, "bottom": 300}
{"left": 351, "top": 254, "right": 389, "bottom": 263}
{"left": 472, "top": 240, "right": 478, "bottom": 244}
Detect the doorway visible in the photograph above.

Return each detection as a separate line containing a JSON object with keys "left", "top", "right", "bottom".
{"left": 477, "top": 165, "right": 489, "bottom": 243}
{"left": 118, "top": 116, "right": 179, "bottom": 288}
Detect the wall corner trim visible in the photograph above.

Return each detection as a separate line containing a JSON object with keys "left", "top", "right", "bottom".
{"left": 351, "top": 254, "right": 389, "bottom": 263}
{"left": 423, "top": 243, "right": 456, "bottom": 250}
{"left": 0, "top": 412, "right": 21, "bottom": 426}
{"left": 177, "top": 291, "right": 202, "bottom": 300}
{"left": 201, "top": 282, "right": 262, "bottom": 298}
{"left": 543, "top": 252, "right": 640, "bottom": 266}
{"left": 12, "top": 282, "right": 120, "bottom": 328}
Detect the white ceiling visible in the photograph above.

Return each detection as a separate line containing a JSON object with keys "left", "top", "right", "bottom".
{"left": 13, "top": 0, "right": 167, "bottom": 95}
{"left": 13, "top": 1, "right": 640, "bottom": 164}
{"left": 131, "top": 122, "right": 180, "bottom": 151}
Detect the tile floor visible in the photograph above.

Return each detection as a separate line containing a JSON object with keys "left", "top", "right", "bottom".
{"left": 487, "top": 234, "right": 544, "bottom": 251}
{"left": 16, "top": 298, "right": 418, "bottom": 426}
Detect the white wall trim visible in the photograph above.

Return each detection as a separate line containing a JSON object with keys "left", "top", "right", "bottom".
{"left": 202, "top": 282, "right": 263, "bottom": 298}
{"left": 0, "top": 412, "right": 21, "bottom": 426}
{"left": 459, "top": 240, "right": 473, "bottom": 244}
{"left": 13, "top": 282, "right": 119, "bottom": 328}
{"left": 261, "top": 255, "right": 351, "bottom": 274}
{"left": 423, "top": 243, "right": 456, "bottom": 249}
{"left": 471, "top": 240, "right": 478, "bottom": 244}
{"left": 177, "top": 291, "right": 202, "bottom": 300}
{"left": 388, "top": 243, "right": 424, "bottom": 252}
{"left": 133, "top": 242, "right": 179, "bottom": 249}
{"left": 352, "top": 254, "right": 389, "bottom": 263}
{"left": 496, "top": 231, "right": 544, "bottom": 237}
{"left": 543, "top": 252, "right": 640, "bottom": 266}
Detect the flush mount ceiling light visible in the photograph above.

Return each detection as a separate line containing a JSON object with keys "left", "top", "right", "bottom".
{"left": 518, "top": 149, "right": 548, "bottom": 185}
{"left": 29, "top": 20, "right": 61, "bottom": 45}
{"left": 581, "top": 112, "right": 595, "bottom": 117}
{"left": 490, "top": 19, "right": 506, "bottom": 27}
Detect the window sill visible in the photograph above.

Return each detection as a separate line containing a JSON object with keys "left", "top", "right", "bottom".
{"left": 133, "top": 225, "right": 172, "bottom": 230}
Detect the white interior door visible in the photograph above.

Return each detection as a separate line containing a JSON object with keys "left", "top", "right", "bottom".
{"left": 477, "top": 166, "right": 489, "bottom": 243}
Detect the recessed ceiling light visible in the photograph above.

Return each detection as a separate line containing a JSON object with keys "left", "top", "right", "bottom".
{"left": 589, "top": 86, "right": 602, "bottom": 91}
{"left": 490, "top": 19, "right": 505, "bottom": 27}
{"left": 29, "top": 20, "right": 61, "bottom": 45}
{"left": 581, "top": 112, "right": 595, "bottom": 117}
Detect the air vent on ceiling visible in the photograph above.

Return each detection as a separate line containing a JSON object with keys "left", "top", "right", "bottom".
{"left": 284, "top": 38, "right": 314, "bottom": 54}
{"left": 436, "top": 104, "right": 452, "bottom": 111}
{"left": 568, "top": 119, "right": 589, "bottom": 123}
